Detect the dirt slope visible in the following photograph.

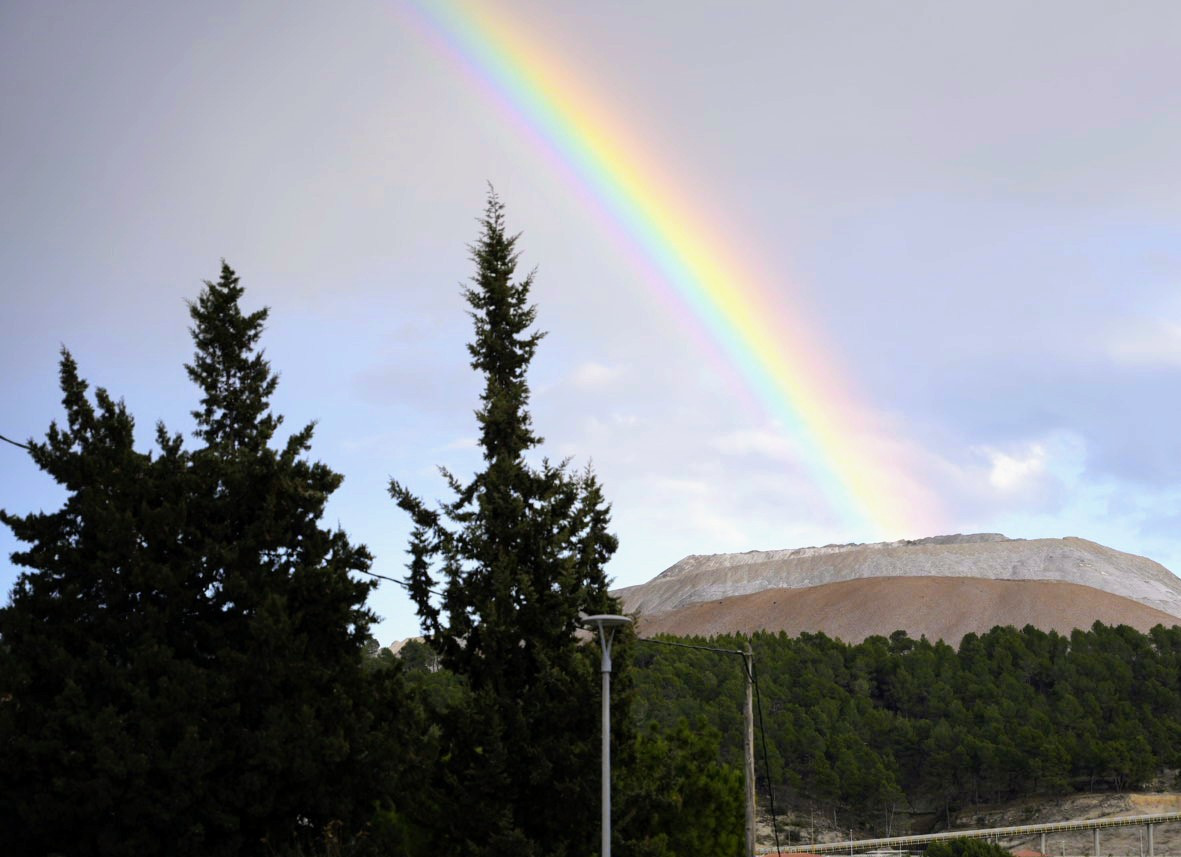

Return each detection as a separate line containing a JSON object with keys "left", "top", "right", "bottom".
{"left": 631, "top": 576, "right": 1181, "bottom": 644}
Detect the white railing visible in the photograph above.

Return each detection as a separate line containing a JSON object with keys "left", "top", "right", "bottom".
{"left": 764, "top": 811, "right": 1181, "bottom": 855}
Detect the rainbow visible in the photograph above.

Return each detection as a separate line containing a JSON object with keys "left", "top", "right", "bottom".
{"left": 403, "top": 0, "right": 941, "bottom": 539}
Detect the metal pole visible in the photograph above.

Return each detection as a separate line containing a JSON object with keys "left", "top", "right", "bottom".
{"left": 601, "top": 631, "right": 613, "bottom": 857}
{"left": 1094, "top": 827, "right": 1100, "bottom": 857}
{"left": 583, "top": 614, "right": 630, "bottom": 857}
{"left": 1149, "top": 824, "right": 1155, "bottom": 857}
{"left": 1041, "top": 833, "right": 1047, "bottom": 854}
{"left": 744, "top": 644, "right": 756, "bottom": 857}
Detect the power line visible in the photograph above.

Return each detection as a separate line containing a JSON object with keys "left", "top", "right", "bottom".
{"left": 637, "top": 636, "right": 745, "bottom": 657}
{"left": 753, "top": 661, "right": 783, "bottom": 854}
{"left": 356, "top": 567, "right": 442, "bottom": 598}
{"left": 638, "top": 635, "right": 783, "bottom": 851}
{"left": 1, "top": 433, "right": 31, "bottom": 450}
{"left": 1, "top": 434, "right": 446, "bottom": 598}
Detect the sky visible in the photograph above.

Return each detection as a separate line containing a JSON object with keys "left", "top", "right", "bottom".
{"left": 4, "top": 0, "right": 1181, "bottom": 644}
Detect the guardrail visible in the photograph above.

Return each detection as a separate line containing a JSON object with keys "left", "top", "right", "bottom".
{"left": 766, "top": 811, "right": 1181, "bottom": 856}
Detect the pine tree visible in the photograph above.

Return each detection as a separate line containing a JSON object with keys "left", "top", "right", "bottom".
{"left": 1, "top": 263, "right": 412, "bottom": 856}
{"left": 620, "top": 721, "right": 745, "bottom": 857}
{"left": 390, "top": 192, "right": 621, "bottom": 856}
{"left": 0, "top": 353, "right": 209, "bottom": 855}
{"left": 180, "top": 264, "right": 409, "bottom": 853}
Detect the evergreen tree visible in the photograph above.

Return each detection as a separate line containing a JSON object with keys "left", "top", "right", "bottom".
{"left": 0, "top": 354, "right": 207, "bottom": 855}
{"left": 1, "top": 263, "right": 412, "bottom": 856}
{"left": 926, "top": 838, "right": 1013, "bottom": 857}
{"left": 619, "top": 720, "right": 745, "bottom": 857}
{"left": 629, "top": 621, "right": 1181, "bottom": 825}
{"left": 390, "top": 192, "right": 620, "bottom": 857}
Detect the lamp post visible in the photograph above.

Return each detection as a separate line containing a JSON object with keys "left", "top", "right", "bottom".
{"left": 583, "top": 613, "right": 632, "bottom": 857}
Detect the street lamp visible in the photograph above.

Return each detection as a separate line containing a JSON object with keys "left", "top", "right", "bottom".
{"left": 582, "top": 613, "right": 632, "bottom": 857}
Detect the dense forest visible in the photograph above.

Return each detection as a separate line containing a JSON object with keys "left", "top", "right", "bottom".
{"left": 629, "top": 622, "right": 1181, "bottom": 833}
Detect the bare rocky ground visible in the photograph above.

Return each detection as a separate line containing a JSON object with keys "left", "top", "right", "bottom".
{"left": 617, "top": 534, "right": 1181, "bottom": 646}
{"left": 633, "top": 576, "right": 1181, "bottom": 645}
{"left": 758, "top": 789, "right": 1181, "bottom": 856}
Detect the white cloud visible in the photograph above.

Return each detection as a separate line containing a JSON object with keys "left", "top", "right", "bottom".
{"left": 982, "top": 443, "right": 1048, "bottom": 493}
{"left": 570, "top": 361, "right": 623, "bottom": 390}
{"left": 942, "top": 431, "right": 1087, "bottom": 520}
{"left": 644, "top": 477, "right": 750, "bottom": 545}
{"left": 1108, "top": 318, "right": 1181, "bottom": 368}
{"left": 712, "top": 428, "right": 798, "bottom": 463}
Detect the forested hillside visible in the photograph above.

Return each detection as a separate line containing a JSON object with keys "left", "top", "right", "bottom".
{"left": 632, "top": 622, "right": 1181, "bottom": 832}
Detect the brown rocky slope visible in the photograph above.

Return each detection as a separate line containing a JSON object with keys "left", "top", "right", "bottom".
{"left": 615, "top": 534, "right": 1181, "bottom": 644}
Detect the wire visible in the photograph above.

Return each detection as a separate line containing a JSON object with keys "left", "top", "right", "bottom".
{"left": 1, "top": 433, "right": 31, "bottom": 450}
{"left": 358, "top": 568, "right": 408, "bottom": 586}
{"left": 637, "top": 636, "right": 745, "bottom": 657}
{"left": 639, "top": 634, "right": 784, "bottom": 853}
{"left": 753, "top": 663, "right": 783, "bottom": 855}
{"left": 356, "top": 567, "right": 443, "bottom": 598}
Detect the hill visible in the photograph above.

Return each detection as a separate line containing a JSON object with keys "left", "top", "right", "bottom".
{"left": 631, "top": 622, "right": 1181, "bottom": 834}
{"left": 615, "top": 534, "right": 1181, "bottom": 643}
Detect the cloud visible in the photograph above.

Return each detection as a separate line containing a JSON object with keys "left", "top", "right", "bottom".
{"left": 712, "top": 428, "right": 799, "bottom": 463}
{"left": 569, "top": 361, "right": 623, "bottom": 390}
{"left": 926, "top": 431, "right": 1087, "bottom": 524}
{"left": 1107, "top": 318, "right": 1181, "bottom": 368}
{"left": 642, "top": 477, "right": 750, "bottom": 546}
{"left": 981, "top": 443, "right": 1048, "bottom": 493}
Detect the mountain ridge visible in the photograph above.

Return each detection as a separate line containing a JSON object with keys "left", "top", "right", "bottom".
{"left": 614, "top": 534, "right": 1181, "bottom": 643}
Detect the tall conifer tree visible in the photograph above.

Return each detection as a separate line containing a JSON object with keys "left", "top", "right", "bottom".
{"left": 391, "top": 192, "right": 622, "bottom": 857}
{"left": 1, "top": 263, "right": 410, "bottom": 855}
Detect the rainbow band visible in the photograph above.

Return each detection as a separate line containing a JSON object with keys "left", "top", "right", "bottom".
{"left": 406, "top": 0, "right": 939, "bottom": 539}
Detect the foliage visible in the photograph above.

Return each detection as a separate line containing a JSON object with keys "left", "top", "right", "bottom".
{"left": 389, "top": 192, "right": 623, "bottom": 856}
{"left": 0, "top": 264, "right": 416, "bottom": 855}
{"left": 926, "top": 837, "right": 1013, "bottom": 857}
{"left": 631, "top": 622, "right": 1181, "bottom": 831}
{"left": 618, "top": 719, "right": 745, "bottom": 857}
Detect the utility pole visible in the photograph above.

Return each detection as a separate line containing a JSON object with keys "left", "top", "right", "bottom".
{"left": 744, "top": 643, "right": 756, "bottom": 857}
{"left": 636, "top": 635, "right": 776, "bottom": 856}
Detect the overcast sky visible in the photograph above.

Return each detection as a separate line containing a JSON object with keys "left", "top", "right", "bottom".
{"left": 4, "top": 1, "right": 1181, "bottom": 643}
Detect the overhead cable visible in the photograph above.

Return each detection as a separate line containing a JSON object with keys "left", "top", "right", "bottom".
{"left": 1, "top": 433, "right": 31, "bottom": 450}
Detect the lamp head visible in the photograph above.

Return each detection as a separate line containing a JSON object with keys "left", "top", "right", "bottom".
{"left": 580, "top": 613, "right": 632, "bottom": 632}
{"left": 580, "top": 614, "right": 631, "bottom": 671}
